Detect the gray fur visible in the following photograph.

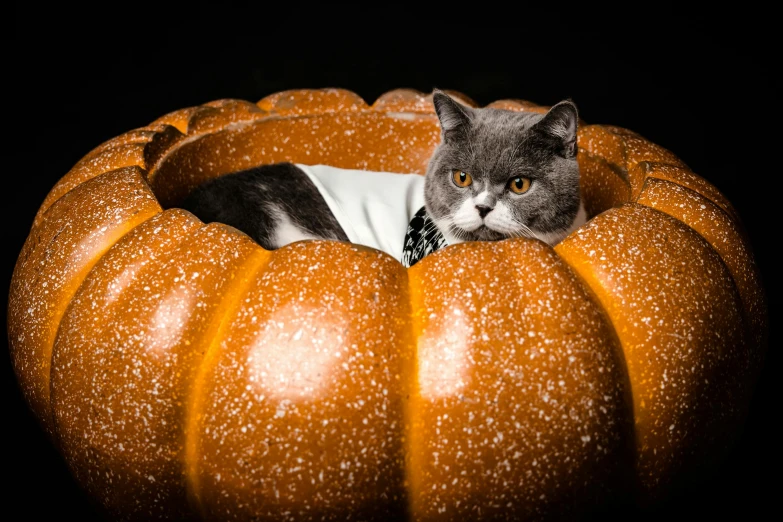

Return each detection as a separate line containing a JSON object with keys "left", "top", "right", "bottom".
{"left": 425, "top": 90, "right": 583, "bottom": 245}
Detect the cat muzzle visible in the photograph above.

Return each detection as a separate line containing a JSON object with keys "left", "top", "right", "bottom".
{"left": 475, "top": 205, "right": 493, "bottom": 218}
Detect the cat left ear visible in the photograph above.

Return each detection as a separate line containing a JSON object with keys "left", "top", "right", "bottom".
{"left": 432, "top": 89, "right": 473, "bottom": 139}
{"left": 535, "top": 100, "right": 579, "bottom": 158}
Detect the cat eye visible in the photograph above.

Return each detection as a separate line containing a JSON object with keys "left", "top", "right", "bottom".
{"left": 452, "top": 169, "right": 473, "bottom": 188}
{"left": 508, "top": 176, "right": 532, "bottom": 194}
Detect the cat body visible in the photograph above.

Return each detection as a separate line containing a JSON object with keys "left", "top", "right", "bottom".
{"left": 181, "top": 92, "right": 586, "bottom": 266}
{"left": 180, "top": 162, "right": 347, "bottom": 250}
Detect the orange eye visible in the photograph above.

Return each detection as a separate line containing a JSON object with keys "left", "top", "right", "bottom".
{"left": 508, "top": 177, "right": 531, "bottom": 194}
{"left": 452, "top": 169, "right": 472, "bottom": 187}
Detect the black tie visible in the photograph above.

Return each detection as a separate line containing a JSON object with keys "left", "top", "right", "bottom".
{"left": 401, "top": 206, "right": 448, "bottom": 268}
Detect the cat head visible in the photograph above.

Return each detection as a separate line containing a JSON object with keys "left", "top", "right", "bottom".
{"left": 424, "top": 90, "right": 583, "bottom": 245}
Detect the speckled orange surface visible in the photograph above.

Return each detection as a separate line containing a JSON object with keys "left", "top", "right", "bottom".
{"left": 8, "top": 88, "right": 767, "bottom": 521}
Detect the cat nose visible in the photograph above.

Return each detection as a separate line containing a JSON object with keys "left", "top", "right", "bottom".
{"left": 475, "top": 205, "right": 493, "bottom": 218}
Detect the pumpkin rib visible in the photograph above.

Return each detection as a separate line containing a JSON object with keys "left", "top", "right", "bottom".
{"left": 547, "top": 240, "right": 633, "bottom": 406}
{"left": 577, "top": 146, "right": 630, "bottom": 185}
{"left": 636, "top": 177, "right": 767, "bottom": 376}
{"left": 578, "top": 126, "right": 629, "bottom": 170}
{"left": 82, "top": 128, "right": 164, "bottom": 159}
{"left": 184, "top": 101, "right": 271, "bottom": 136}
{"left": 579, "top": 125, "right": 689, "bottom": 200}
{"left": 370, "top": 87, "right": 545, "bottom": 115}
{"left": 554, "top": 203, "right": 751, "bottom": 497}
{"left": 141, "top": 124, "right": 190, "bottom": 177}
{"left": 50, "top": 209, "right": 204, "bottom": 444}
{"left": 256, "top": 88, "right": 370, "bottom": 116}
{"left": 404, "top": 239, "right": 636, "bottom": 518}
{"left": 55, "top": 220, "right": 264, "bottom": 520}
{"left": 49, "top": 209, "right": 206, "bottom": 520}
{"left": 635, "top": 177, "right": 739, "bottom": 243}
{"left": 151, "top": 106, "right": 206, "bottom": 134}
{"left": 33, "top": 122, "right": 192, "bottom": 229}
{"left": 36, "top": 120, "right": 199, "bottom": 227}
{"left": 184, "top": 247, "right": 273, "bottom": 517}
{"left": 34, "top": 150, "right": 152, "bottom": 228}
{"left": 144, "top": 130, "right": 220, "bottom": 187}
{"left": 42, "top": 205, "right": 166, "bottom": 428}
{"left": 371, "top": 88, "right": 434, "bottom": 113}
{"left": 634, "top": 161, "right": 742, "bottom": 225}
{"left": 9, "top": 167, "right": 162, "bottom": 436}
{"left": 575, "top": 142, "right": 634, "bottom": 218}
{"left": 386, "top": 249, "right": 419, "bottom": 519}
{"left": 485, "top": 99, "right": 548, "bottom": 112}
{"left": 546, "top": 231, "right": 639, "bottom": 468}
{"left": 182, "top": 241, "right": 412, "bottom": 519}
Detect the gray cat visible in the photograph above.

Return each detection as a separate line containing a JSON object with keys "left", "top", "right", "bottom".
{"left": 181, "top": 91, "right": 585, "bottom": 267}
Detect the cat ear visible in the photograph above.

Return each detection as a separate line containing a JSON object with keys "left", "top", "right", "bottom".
{"left": 534, "top": 100, "right": 579, "bottom": 158}
{"left": 432, "top": 90, "right": 473, "bottom": 138}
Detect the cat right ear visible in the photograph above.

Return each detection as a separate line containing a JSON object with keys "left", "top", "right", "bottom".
{"left": 534, "top": 100, "right": 579, "bottom": 158}
{"left": 433, "top": 90, "right": 473, "bottom": 139}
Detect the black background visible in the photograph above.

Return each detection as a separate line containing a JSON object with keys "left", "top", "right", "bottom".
{"left": 9, "top": 4, "right": 778, "bottom": 520}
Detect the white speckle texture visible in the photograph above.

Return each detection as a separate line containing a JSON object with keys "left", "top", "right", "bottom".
{"left": 556, "top": 203, "right": 751, "bottom": 492}
{"left": 8, "top": 88, "right": 765, "bottom": 521}
{"left": 407, "top": 239, "right": 630, "bottom": 520}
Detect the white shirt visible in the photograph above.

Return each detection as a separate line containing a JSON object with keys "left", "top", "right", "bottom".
{"left": 296, "top": 164, "right": 427, "bottom": 260}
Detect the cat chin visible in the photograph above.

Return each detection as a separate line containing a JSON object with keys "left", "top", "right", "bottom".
{"left": 447, "top": 220, "right": 583, "bottom": 246}
{"left": 465, "top": 226, "right": 508, "bottom": 242}
{"left": 436, "top": 219, "right": 541, "bottom": 244}
{"left": 444, "top": 224, "right": 510, "bottom": 243}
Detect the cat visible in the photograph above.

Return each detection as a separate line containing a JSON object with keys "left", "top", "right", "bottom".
{"left": 181, "top": 90, "right": 586, "bottom": 267}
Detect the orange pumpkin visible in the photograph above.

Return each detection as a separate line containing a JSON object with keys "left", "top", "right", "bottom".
{"left": 8, "top": 88, "right": 767, "bottom": 521}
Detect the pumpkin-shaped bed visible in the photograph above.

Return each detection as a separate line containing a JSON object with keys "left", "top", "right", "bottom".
{"left": 8, "top": 88, "right": 767, "bottom": 521}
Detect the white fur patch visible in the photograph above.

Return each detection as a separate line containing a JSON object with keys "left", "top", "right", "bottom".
{"left": 433, "top": 216, "right": 464, "bottom": 245}
{"left": 473, "top": 190, "right": 495, "bottom": 207}
{"left": 451, "top": 198, "right": 484, "bottom": 232}
{"left": 483, "top": 201, "right": 518, "bottom": 235}
{"left": 269, "top": 205, "right": 320, "bottom": 248}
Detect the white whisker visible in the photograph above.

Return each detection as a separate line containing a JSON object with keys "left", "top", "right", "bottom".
{"left": 517, "top": 222, "right": 541, "bottom": 241}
